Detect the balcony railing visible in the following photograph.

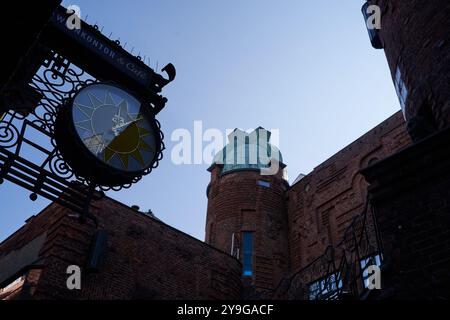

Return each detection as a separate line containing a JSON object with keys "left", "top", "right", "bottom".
{"left": 271, "top": 197, "right": 383, "bottom": 300}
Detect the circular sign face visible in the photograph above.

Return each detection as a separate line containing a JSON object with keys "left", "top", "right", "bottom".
{"left": 55, "top": 83, "right": 162, "bottom": 186}
{"left": 72, "top": 83, "right": 157, "bottom": 172}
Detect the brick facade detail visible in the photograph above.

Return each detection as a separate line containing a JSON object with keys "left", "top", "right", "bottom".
{"left": 204, "top": 111, "right": 411, "bottom": 297}
{"left": 1, "top": 111, "right": 411, "bottom": 300}
{"left": 0, "top": 198, "right": 242, "bottom": 300}
{"left": 362, "top": 127, "right": 450, "bottom": 299}
{"left": 286, "top": 111, "right": 411, "bottom": 273}
{"left": 368, "top": 0, "right": 450, "bottom": 139}
{"left": 1, "top": 0, "right": 448, "bottom": 301}
{"left": 205, "top": 167, "right": 290, "bottom": 293}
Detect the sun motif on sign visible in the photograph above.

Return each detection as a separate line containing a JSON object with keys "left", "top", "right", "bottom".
{"left": 72, "top": 87, "right": 156, "bottom": 172}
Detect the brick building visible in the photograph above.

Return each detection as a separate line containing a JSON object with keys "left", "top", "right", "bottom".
{"left": 0, "top": 110, "right": 412, "bottom": 300}
{"left": 358, "top": 0, "right": 450, "bottom": 299}
{"left": 366, "top": 0, "right": 450, "bottom": 141}
{"left": 1, "top": 0, "right": 449, "bottom": 300}
{"left": 0, "top": 198, "right": 242, "bottom": 300}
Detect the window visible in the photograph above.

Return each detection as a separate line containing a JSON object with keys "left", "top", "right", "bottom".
{"left": 257, "top": 180, "right": 271, "bottom": 188}
{"left": 308, "top": 273, "right": 343, "bottom": 300}
{"left": 242, "top": 232, "right": 254, "bottom": 277}
{"left": 394, "top": 65, "right": 408, "bottom": 118}
{"left": 360, "top": 254, "right": 382, "bottom": 288}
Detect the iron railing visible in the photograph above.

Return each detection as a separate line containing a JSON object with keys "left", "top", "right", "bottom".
{"left": 271, "top": 197, "right": 383, "bottom": 300}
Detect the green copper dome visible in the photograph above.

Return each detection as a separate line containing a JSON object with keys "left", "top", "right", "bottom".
{"left": 212, "top": 127, "right": 285, "bottom": 176}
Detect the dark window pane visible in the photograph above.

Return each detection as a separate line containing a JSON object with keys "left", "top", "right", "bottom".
{"left": 257, "top": 180, "right": 271, "bottom": 188}
{"left": 242, "top": 232, "right": 253, "bottom": 276}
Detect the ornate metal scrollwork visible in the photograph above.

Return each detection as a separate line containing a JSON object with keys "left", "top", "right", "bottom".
{"left": 0, "top": 118, "right": 20, "bottom": 149}
{"left": 1, "top": 50, "right": 166, "bottom": 220}
{"left": 1, "top": 52, "right": 102, "bottom": 221}
{"left": 1, "top": 2, "right": 174, "bottom": 223}
{"left": 29, "top": 52, "right": 96, "bottom": 135}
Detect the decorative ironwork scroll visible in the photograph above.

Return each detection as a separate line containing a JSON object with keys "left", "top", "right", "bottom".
{"left": 0, "top": 51, "right": 166, "bottom": 221}
{"left": 0, "top": 52, "right": 100, "bottom": 221}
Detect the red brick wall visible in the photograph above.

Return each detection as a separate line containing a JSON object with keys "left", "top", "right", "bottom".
{"left": 369, "top": 0, "right": 450, "bottom": 138}
{"left": 1, "top": 112, "right": 412, "bottom": 300}
{"left": 0, "top": 203, "right": 94, "bottom": 299}
{"left": 0, "top": 198, "right": 242, "bottom": 300}
{"left": 286, "top": 111, "right": 411, "bottom": 272}
{"left": 362, "top": 126, "right": 450, "bottom": 299}
{"left": 206, "top": 168, "right": 290, "bottom": 292}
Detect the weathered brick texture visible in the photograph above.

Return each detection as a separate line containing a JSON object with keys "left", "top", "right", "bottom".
{"left": 0, "top": 198, "right": 242, "bottom": 300}
{"left": 286, "top": 111, "right": 411, "bottom": 273}
{"left": 362, "top": 127, "right": 450, "bottom": 299}
{"left": 368, "top": 0, "right": 450, "bottom": 139}
{"left": 206, "top": 168, "right": 290, "bottom": 293}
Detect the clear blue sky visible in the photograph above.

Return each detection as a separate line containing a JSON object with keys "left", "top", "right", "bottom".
{"left": 0, "top": 0, "right": 400, "bottom": 242}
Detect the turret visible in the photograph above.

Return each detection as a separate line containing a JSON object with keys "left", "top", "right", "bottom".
{"left": 205, "top": 127, "right": 290, "bottom": 293}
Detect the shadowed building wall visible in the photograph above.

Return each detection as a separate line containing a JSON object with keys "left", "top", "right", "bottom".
{"left": 360, "top": 0, "right": 450, "bottom": 299}
{"left": 0, "top": 198, "right": 242, "bottom": 300}
{"left": 366, "top": 0, "right": 450, "bottom": 140}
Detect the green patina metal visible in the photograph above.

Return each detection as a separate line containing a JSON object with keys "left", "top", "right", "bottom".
{"left": 212, "top": 127, "right": 285, "bottom": 175}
